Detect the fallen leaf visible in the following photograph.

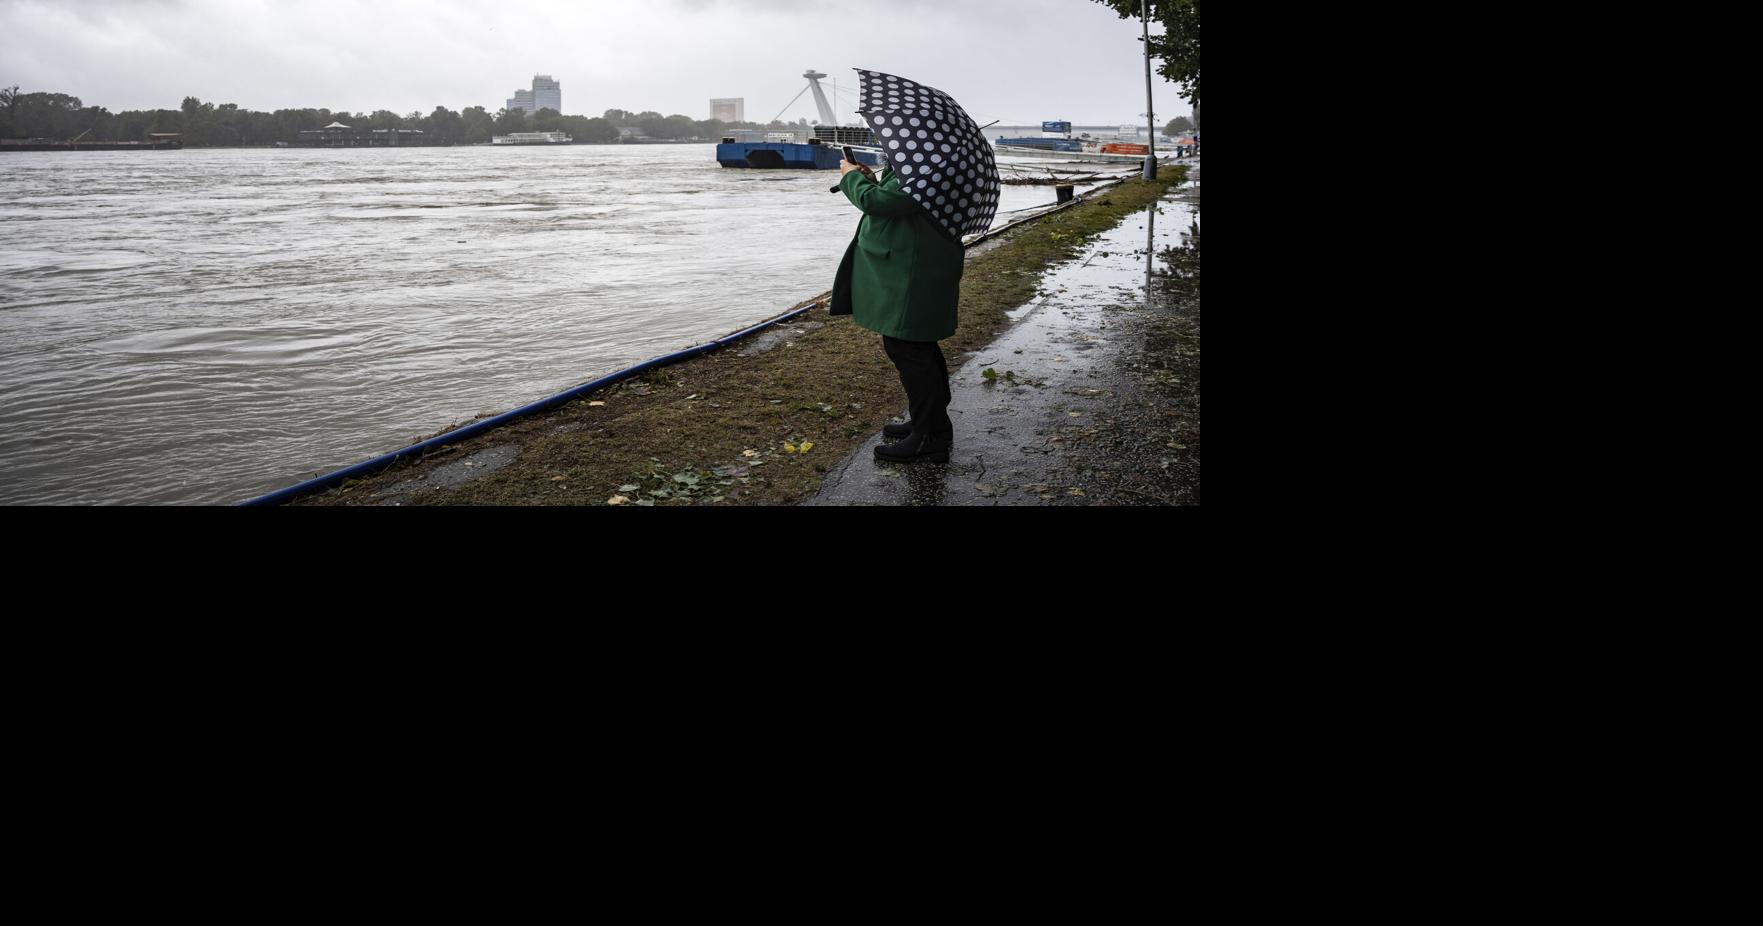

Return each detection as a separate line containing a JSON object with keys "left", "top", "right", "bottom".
{"left": 607, "top": 496, "right": 630, "bottom": 506}
{"left": 800, "top": 441, "right": 814, "bottom": 453}
{"left": 589, "top": 401, "right": 606, "bottom": 407}
{"left": 1070, "top": 488, "right": 1086, "bottom": 497}
{"left": 784, "top": 441, "right": 798, "bottom": 453}
{"left": 551, "top": 475, "right": 568, "bottom": 482}
{"left": 742, "top": 449, "right": 759, "bottom": 458}
{"left": 618, "top": 484, "right": 640, "bottom": 492}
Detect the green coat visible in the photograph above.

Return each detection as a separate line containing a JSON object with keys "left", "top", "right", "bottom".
{"left": 830, "top": 167, "right": 965, "bottom": 342}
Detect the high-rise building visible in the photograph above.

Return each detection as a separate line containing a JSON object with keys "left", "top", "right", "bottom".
{"left": 505, "top": 76, "right": 562, "bottom": 115}
{"left": 532, "top": 75, "right": 561, "bottom": 114}
{"left": 711, "top": 98, "right": 745, "bottom": 123}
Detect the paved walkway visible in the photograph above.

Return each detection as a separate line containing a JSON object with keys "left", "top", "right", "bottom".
{"left": 806, "top": 180, "right": 1200, "bottom": 506}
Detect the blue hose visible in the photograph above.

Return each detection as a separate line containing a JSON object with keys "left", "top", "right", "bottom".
{"left": 238, "top": 302, "right": 821, "bottom": 506}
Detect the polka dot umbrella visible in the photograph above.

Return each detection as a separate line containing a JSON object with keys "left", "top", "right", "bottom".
{"left": 853, "top": 68, "right": 1000, "bottom": 241}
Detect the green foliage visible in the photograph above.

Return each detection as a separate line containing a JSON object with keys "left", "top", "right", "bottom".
{"left": 1094, "top": 0, "right": 1201, "bottom": 105}
{"left": 1164, "top": 116, "right": 1194, "bottom": 136}
{"left": 4, "top": 89, "right": 688, "bottom": 146}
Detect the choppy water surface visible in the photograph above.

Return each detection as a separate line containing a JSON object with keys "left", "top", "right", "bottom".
{"left": 0, "top": 145, "right": 1125, "bottom": 504}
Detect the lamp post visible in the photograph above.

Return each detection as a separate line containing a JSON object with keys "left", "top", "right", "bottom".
{"left": 1142, "top": 0, "right": 1157, "bottom": 179}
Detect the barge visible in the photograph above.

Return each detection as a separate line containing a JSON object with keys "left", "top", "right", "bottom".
{"left": 1, "top": 133, "right": 182, "bottom": 152}
{"left": 716, "top": 69, "right": 884, "bottom": 169}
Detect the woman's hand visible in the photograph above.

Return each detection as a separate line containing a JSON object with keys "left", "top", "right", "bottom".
{"left": 840, "top": 159, "right": 875, "bottom": 181}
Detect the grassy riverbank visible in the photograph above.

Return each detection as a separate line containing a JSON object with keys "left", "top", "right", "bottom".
{"left": 293, "top": 164, "right": 1189, "bottom": 506}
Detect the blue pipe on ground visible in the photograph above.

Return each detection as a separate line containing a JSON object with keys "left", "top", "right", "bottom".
{"left": 238, "top": 303, "right": 820, "bottom": 506}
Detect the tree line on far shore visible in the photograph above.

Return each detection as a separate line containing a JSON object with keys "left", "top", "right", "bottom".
{"left": 0, "top": 88, "right": 812, "bottom": 146}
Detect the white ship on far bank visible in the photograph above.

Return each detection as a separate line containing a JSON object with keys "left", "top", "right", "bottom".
{"left": 492, "top": 132, "right": 573, "bottom": 145}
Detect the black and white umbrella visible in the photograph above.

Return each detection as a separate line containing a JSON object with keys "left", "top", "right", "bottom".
{"left": 853, "top": 68, "right": 1000, "bottom": 241}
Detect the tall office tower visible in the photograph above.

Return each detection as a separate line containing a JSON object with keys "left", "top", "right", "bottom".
{"left": 532, "top": 75, "right": 561, "bottom": 114}
{"left": 507, "top": 89, "right": 535, "bottom": 114}
{"left": 711, "top": 98, "right": 745, "bottom": 123}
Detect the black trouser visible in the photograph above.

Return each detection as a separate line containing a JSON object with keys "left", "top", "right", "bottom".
{"left": 882, "top": 335, "right": 953, "bottom": 441}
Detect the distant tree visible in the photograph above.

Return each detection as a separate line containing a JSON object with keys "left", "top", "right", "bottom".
{"left": 428, "top": 106, "right": 463, "bottom": 144}
{"left": 577, "top": 117, "right": 619, "bottom": 143}
{"left": 461, "top": 106, "right": 493, "bottom": 144}
{"left": 182, "top": 96, "right": 202, "bottom": 117}
{"left": 1, "top": 85, "right": 17, "bottom": 136}
{"left": 1093, "top": 0, "right": 1200, "bottom": 106}
{"left": 603, "top": 108, "right": 633, "bottom": 124}
{"left": 1164, "top": 115, "right": 1193, "bottom": 136}
{"left": 493, "top": 106, "right": 528, "bottom": 135}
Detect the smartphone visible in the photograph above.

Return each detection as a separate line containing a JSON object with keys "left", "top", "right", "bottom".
{"left": 831, "top": 145, "right": 863, "bottom": 193}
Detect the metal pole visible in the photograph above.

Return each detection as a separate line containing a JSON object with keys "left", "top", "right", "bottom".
{"left": 1142, "top": 0, "right": 1158, "bottom": 179}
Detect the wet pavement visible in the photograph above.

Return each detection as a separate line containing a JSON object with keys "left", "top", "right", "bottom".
{"left": 806, "top": 180, "right": 1200, "bottom": 506}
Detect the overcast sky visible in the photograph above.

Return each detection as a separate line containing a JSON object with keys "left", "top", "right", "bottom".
{"left": 0, "top": 0, "right": 1192, "bottom": 126}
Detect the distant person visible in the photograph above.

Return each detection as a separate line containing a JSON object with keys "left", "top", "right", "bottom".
{"left": 829, "top": 157, "right": 964, "bottom": 463}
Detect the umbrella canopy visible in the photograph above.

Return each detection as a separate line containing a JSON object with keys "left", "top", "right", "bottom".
{"left": 852, "top": 69, "right": 1000, "bottom": 241}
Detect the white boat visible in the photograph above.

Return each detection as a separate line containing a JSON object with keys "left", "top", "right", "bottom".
{"left": 492, "top": 132, "right": 573, "bottom": 145}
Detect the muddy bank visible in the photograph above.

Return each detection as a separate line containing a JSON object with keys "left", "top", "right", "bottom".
{"left": 289, "top": 165, "right": 1190, "bottom": 506}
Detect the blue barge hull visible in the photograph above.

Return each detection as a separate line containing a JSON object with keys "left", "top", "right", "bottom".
{"left": 997, "top": 138, "right": 1083, "bottom": 152}
{"left": 717, "top": 142, "right": 884, "bottom": 170}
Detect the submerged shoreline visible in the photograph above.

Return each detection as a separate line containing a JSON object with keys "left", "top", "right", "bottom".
{"left": 288, "top": 164, "right": 1192, "bottom": 506}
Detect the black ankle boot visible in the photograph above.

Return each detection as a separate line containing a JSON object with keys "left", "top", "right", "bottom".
{"left": 882, "top": 420, "right": 913, "bottom": 438}
{"left": 874, "top": 430, "right": 951, "bottom": 463}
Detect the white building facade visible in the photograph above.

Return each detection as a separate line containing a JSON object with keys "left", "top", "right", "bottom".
{"left": 711, "top": 98, "right": 745, "bottom": 123}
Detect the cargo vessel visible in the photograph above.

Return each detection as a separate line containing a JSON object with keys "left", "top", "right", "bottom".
{"left": 1, "top": 133, "right": 182, "bottom": 152}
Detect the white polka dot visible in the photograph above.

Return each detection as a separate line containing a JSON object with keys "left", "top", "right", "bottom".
{"left": 891, "top": 116, "right": 902, "bottom": 125}
{"left": 888, "top": 140, "right": 899, "bottom": 149}
{"left": 913, "top": 153, "right": 923, "bottom": 162}
{"left": 906, "top": 140, "right": 917, "bottom": 150}
{"left": 909, "top": 117, "right": 921, "bottom": 126}
{"left": 881, "top": 127, "right": 892, "bottom": 137}
{"left": 900, "top": 164, "right": 912, "bottom": 175}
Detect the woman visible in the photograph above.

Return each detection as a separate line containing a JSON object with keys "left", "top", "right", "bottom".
{"left": 829, "top": 157, "right": 965, "bottom": 463}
